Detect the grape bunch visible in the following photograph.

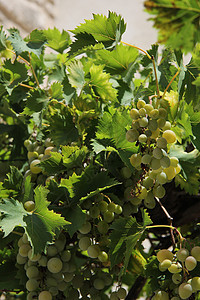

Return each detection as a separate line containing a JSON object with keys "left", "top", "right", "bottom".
{"left": 126, "top": 99, "right": 181, "bottom": 209}
{"left": 151, "top": 246, "right": 200, "bottom": 299}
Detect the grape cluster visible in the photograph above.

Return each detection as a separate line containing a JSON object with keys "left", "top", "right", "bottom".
{"left": 126, "top": 100, "right": 181, "bottom": 209}
{"left": 152, "top": 246, "right": 200, "bottom": 299}
{"left": 17, "top": 229, "right": 127, "bottom": 299}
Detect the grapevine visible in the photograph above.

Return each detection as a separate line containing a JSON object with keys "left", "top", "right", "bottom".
{"left": 0, "top": 6, "right": 200, "bottom": 300}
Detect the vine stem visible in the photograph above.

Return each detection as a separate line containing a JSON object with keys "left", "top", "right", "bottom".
{"left": 146, "top": 224, "right": 184, "bottom": 243}
{"left": 29, "top": 52, "right": 40, "bottom": 88}
{"left": 162, "top": 69, "right": 180, "bottom": 99}
{"left": 120, "top": 41, "right": 152, "bottom": 59}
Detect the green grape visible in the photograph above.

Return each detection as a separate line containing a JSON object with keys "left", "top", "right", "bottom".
{"left": 156, "top": 171, "right": 167, "bottom": 185}
{"left": 139, "top": 117, "right": 148, "bottom": 127}
{"left": 132, "top": 120, "right": 140, "bottom": 130}
{"left": 142, "top": 177, "right": 154, "bottom": 189}
{"left": 93, "top": 278, "right": 105, "bottom": 290}
{"left": 98, "top": 200, "right": 108, "bottom": 213}
{"left": 141, "top": 154, "right": 152, "bottom": 164}
{"left": 178, "top": 283, "right": 193, "bottom": 299}
{"left": 19, "top": 244, "right": 31, "bottom": 257}
{"left": 28, "top": 151, "right": 39, "bottom": 160}
{"left": 28, "top": 249, "right": 41, "bottom": 262}
{"left": 139, "top": 107, "right": 147, "bottom": 117}
{"left": 79, "top": 222, "right": 91, "bottom": 234}
{"left": 176, "top": 248, "right": 189, "bottom": 262}
{"left": 191, "top": 276, "right": 200, "bottom": 291}
{"left": 60, "top": 250, "right": 71, "bottom": 262}
{"left": 157, "top": 249, "right": 174, "bottom": 262}
{"left": 152, "top": 290, "right": 169, "bottom": 300}
{"left": 150, "top": 108, "right": 159, "bottom": 119}
{"left": 103, "top": 211, "right": 114, "bottom": 223}
{"left": 87, "top": 244, "right": 101, "bottom": 258}
{"left": 22, "top": 233, "right": 29, "bottom": 244}
{"left": 35, "top": 145, "right": 45, "bottom": 155}
{"left": 44, "top": 146, "right": 57, "bottom": 156}
{"left": 57, "top": 281, "right": 68, "bottom": 291}
{"left": 26, "top": 266, "right": 39, "bottom": 279}
{"left": 137, "top": 186, "right": 148, "bottom": 200}
{"left": 30, "top": 159, "right": 42, "bottom": 174}
{"left": 24, "top": 139, "right": 32, "bottom": 148}
{"left": 170, "top": 157, "right": 179, "bottom": 167}
{"left": 27, "top": 292, "right": 38, "bottom": 300}
{"left": 151, "top": 158, "right": 161, "bottom": 170}
{"left": 163, "top": 130, "right": 176, "bottom": 144}
{"left": 185, "top": 256, "right": 197, "bottom": 271}
{"left": 17, "top": 237, "right": 24, "bottom": 247}
{"left": 47, "top": 257, "right": 63, "bottom": 273}
{"left": 153, "top": 148, "right": 163, "bottom": 159}
{"left": 63, "top": 272, "right": 74, "bottom": 282}
{"left": 144, "top": 103, "right": 154, "bottom": 114}
{"left": 160, "top": 156, "right": 170, "bottom": 168}
{"left": 72, "top": 274, "right": 84, "bottom": 288}
{"left": 67, "top": 262, "right": 76, "bottom": 273}
{"left": 37, "top": 255, "right": 47, "bottom": 267}
{"left": 130, "top": 197, "right": 142, "bottom": 206}
{"left": 97, "top": 220, "right": 109, "bottom": 234}
{"left": 164, "top": 166, "right": 177, "bottom": 181}
{"left": 26, "top": 278, "right": 39, "bottom": 292}
{"left": 38, "top": 291, "right": 52, "bottom": 300}
{"left": 98, "top": 251, "right": 108, "bottom": 262}
{"left": 89, "top": 205, "right": 100, "bottom": 218}
{"left": 162, "top": 121, "right": 171, "bottom": 130}
{"left": 47, "top": 245, "right": 58, "bottom": 257}
{"left": 153, "top": 185, "right": 166, "bottom": 198}
{"left": 48, "top": 287, "right": 58, "bottom": 297}
{"left": 120, "top": 166, "right": 132, "bottom": 179}
{"left": 46, "top": 277, "right": 57, "bottom": 287}
{"left": 16, "top": 253, "right": 27, "bottom": 264}
{"left": 79, "top": 236, "right": 91, "bottom": 251}
{"left": 171, "top": 297, "right": 180, "bottom": 300}
{"left": 104, "top": 274, "right": 113, "bottom": 286}
{"left": 137, "top": 99, "right": 146, "bottom": 109}
{"left": 144, "top": 191, "right": 156, "bottom": 209}
{"left": 107, "top": 202, "right": 116, "bottom": 212}
{"left": 44, "top": 138, "right": 54, "bottom": 148}
{"left": 158, "top": 108, "right": 167, "bottom": 119}
{"left": 191, "top": 246, "right": 200, "bottom": 261}
{"left": 130, "top": 153, "right": 142, "bottom": 167}
{"left": 117, "top": 287, "right": 127, "bottom": 299}
{"left": 172, "top": 273, "right": 182, "bottom": 284}
{"left": 159, "top": 259, "right": 172, "bottom": 271}
{"left": 126, "top": 129, "right": 139, "bottom": 142}
{"left": 148, "top": 119, "right": 158, "bottom": 131}
{"left": 157, "top": 118, "right": 166, "bottom": 128}
{"left": 114, "top": 204, "right": 123, "bottom": 214}
{"left": 157, "top": 137, "right": 167, "bottom": 149}
{"left": 110, "top": 291, "right": 119, "bottom": 300}
{"left": 168, "top": 262, "right": 182, "bottom": 273}
{"left": 52, "top": 271, "right": 63, "bottom": 281}
{"left": 130, "top": 108, "right": 140, "bottom": 119}
{"left": 55, "top": 233, "right": 66, "bottom": 252}
{"left": 138, "top": 133, "right": 147, "bottom": 143}
{"left": 24, "top": 201, "right": 35, "bottom": 212}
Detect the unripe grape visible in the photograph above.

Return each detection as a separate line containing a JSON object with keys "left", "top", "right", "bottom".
{"left": 172, "top": 273, "right": 182, "bottom": 284}
{"left": 176, "top": 248, "right": 189, "bottom": 262}
{"left": 63, "top": 272, "right": 74, "bottom": 282}
{"left": 178, "top": 283, "right": 193, "bottom": 299}
{"left": 157, "top": 249, "right": 173, "bottom": 262}
{"left": 138, "top": 134, "right": 147, "bottom": 143}
{"left": 132, "top": 120, "right": 140, "bottom": 130}
{"left": 87, "top": 244, "right": 100, "bottom": 258}
{"left": 153, "top": 185, "right": 165, "bottom": 198}
{"left": 163, "top": 130, "right": 176, "bottom": 144}
{"left": 141, "top": 154, "right": 152, "bottom": 164}
{"left": 24, "top": 201, "right": 35, "bottom": 212}
{"left": 126, "top": 129, "right": 139, "bottom": 142}
{"left": 185, "top": 256, "right": 197, "bottom": 271}
{"left": 16, "top": 253, "right": 27, "bottom": 264}
{"left": 137, "top": 99, "right": 146, "bottom": 109}
{"left": 114, "top": 204, "right": 123, "bottom": 214}
{"left": 191, "top": 246, "right": 200, "bottom": 261}
{"left": 153, "top": 148, "right": 163, "bottom": 159}
{"left": 30, "top": 159, "right": 42, "bottom": 174}
{"left": 27, "top": 292, "right": 37, "bottom": 300}
{"left": 130, "top": 197, "right": 142, "bottom": 206}
{"left": 151, "top": 158, "right": 161, "bottom": 170}
{"left": 44, "top": 146, "right": 57, "bottom": 156}
{"left": 79, "top": 222, "right": 91, "bottom": 234}
{"left": 107, "top": 202, "right": 116, "bottom": 212}
{"left": 139, "top": 107, "right": 147, "bottom": 117}
{"left": 157, "top": 118, "right": 166, "bottom": 128}
{"left": 79, "top": 236, "right": 91, "bottom": 251}
{"left": 170, "top": 297, "right": 180, "bottom": 300}
{"left": 170, "top": 157, "right": 179, "bottom": 167}
{"left": 47, "top": 257, "right": 63, "bottom": 273}
{"left": 137, "top": 185, "right": 148, "bottom": 200}
{"left": 156, "top": 172, "right": 167, "bottom": 185}
{"left": 98, "top": 200, "right": 108, "bottom": 213}
{"left": 159, "top": 259, "right": 172, "bottom": 271}
{"left": 157, "top": 137, "right": 167, "bottom": 149}
{"left": 103, "top": 211, "right": 114, "bottom": 223}
{"left": 158, "top": 108, "right": 167, "bottom": 119}
{"left": 26, "top": 266, "right": 39, "bottom": 279}
{"left": 162, "top": 121, "right": 171, "bottom": 130}
{"left": 54, "top": 233, "right": 66, "bottom": 252}
{"left": 28, "top": 249, "right": 41, "bottom": 262}
{"left": 26, "top": 278, "right": 39, "bottom": 292}
{"left": 142, "top": 177, "right": 154, "bottom": 189}
{"left": 191, "top": 276, "right": 200, "bottom": 291}
{"left": 38, "top": 255, "right": 48, "bottom": 267}
{"left": 19, "top": 244, "right": 31, "bottom": 257}
{"left": 148, "top": 119, "right": 158, "bottom": 131}
{"left": 117, "top": 287, "right": 127, "bottom": 299}
{"left": 164, "top": 166, "right": 177, "bottom": 180}
{"left": 24, "top": 139, "right": 32, "bottom": 148}
{"left": 110, "top": 292, "right": 119, "bottom": 300}
{"left": 60, "top": 250, "right": 71, "bottom": 262}
{"left": 130, "top": 108, "right": 139, "bottom": 119}
{"left": 160, "top": 156, "right": 170, "bottom": 168}
{"left": 47, "top": 245, "right": 58, "bottom": 257}
{"left": 120, "top": 167, "right": 132, "bottom": 179}
{"left": 152, "top": 290, "right": 169, "bottom": 300}
{"left": 150, "top": 109, "right": 159, "bottom": 119}
{"left": 93, "top": 278, "right": 105, "bottom": 290}
{"left": 151, "top": 128, "right": 160, "bottom": 139}
{"left": 98, "top": 251, "right": 108, "bottom": 262}
{"left": 130, "top": 153, "right": 142, "bottom": 167}
{"left": 89, "top": 205, "right": 100, "bottom": 218}
{"left": 28, "top": 151, "right": 38, "bottom": 160}
{"left": 38, "top": 291, "right": 52, "bottom": 300}
{"left": 97, "top": 220, "right": 109, "bottom": 234}
{"left": 44, "top": 138, "right": 54, "bottom": 147}
{"left": 139, "top": 117, "right": 148, "bottom": 127}
{"left": 168, "top": 262, "right": 182, "bottom": 273}
{"left": 144, "top": 103, "right": 154, "bottom": 114}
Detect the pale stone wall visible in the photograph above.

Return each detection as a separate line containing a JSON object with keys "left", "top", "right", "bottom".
{"left": 0, "top": 0, "right": 56, "bottom": 35}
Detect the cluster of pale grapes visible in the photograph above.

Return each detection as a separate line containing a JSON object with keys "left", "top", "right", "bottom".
{"left": 151, "top": 246, "right": 200, "bottom": 299}
{"left": 17, "top": 229, "right": 127, "bottom": 300}
{"left": 126, "top": 99, "right": 181, "bottom": 209}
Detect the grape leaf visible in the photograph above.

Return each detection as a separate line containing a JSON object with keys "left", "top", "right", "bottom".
{"left": 24, "top": 185, "right": 69, "bottom": 254}
{"left": 43, "top": 27, "right": 71, "bottom": 53}
{"left": 0, "top": 198, "right": 27, "bottom": 236}
{"left": 23, "top": 89, "right": 49, "bottom": 115}
{"left": 0, "top": 261, "right": 23, "bottom": 290}
{"left": 49, "top": 82, "right": 64, "bottom": 101}
{"left": 39, "top": 152, "right": 65, "bottom": 175}
{"left": 0, "top": 26, "right": 7, "bottom": 51}
{"left": 3, "top": 166, "right": 23, "bottom": 193}
{"left": 61, "top": 205, "right": 86, "bottom": 237}
{"left": 22, "top": 175, "right": 34, "bottom": 204}
{"left": 8, "top": 29, "right": 46, "bottom": 56}
{"left": 68, "top": 60, "right": 85, "bottom": 91}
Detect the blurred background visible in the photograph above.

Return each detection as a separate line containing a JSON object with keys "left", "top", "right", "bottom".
{"left": 0, "top": 0, "right": 157, "bottom": 50}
